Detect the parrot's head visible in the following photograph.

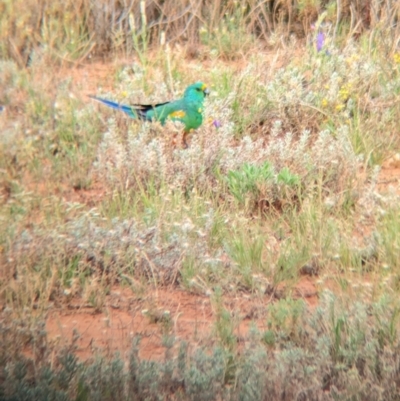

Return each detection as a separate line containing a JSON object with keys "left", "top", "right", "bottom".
{"left": 184, "top": 82, "right": 209, "bottom": 102}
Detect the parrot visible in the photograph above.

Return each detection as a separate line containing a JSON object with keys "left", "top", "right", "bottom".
{"left": 89, "top": 82, "right": 209, "bottom": 147}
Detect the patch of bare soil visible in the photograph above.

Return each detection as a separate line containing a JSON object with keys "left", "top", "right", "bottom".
{"left": 46, "top": 278, "right": 318, "bottom": 361}
{"left": 54, "top": 61, "right": 119, "bottom": 97}
{"left": 378, "top": 156, "right": 400, "bottom": 195}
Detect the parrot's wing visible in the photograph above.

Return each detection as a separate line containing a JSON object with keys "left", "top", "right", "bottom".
{"left": 131, "top": 101, "right": 171, "bottom": 121}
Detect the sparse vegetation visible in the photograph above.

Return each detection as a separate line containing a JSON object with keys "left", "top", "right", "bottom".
{"left": 1, "top": 0, "right": 400, "bottom": 399}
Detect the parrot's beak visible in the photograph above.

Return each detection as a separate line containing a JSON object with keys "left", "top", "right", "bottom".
{"left": 204, "top": 87, "right": 210, "bottom": 96}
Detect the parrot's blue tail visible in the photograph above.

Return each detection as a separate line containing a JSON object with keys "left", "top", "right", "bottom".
{"left": 89, "top": 96, "right": 136, "bottom": 118}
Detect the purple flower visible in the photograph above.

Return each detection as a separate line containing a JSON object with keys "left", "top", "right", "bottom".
{"left": 316, "top": 32, "right": 325, "bottom": 52}
{"left": 213, "top": 120, "right": 222, "bottom": 128}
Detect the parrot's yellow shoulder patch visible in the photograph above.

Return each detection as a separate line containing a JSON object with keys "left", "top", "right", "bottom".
{"left": 198, "top": 107, "right": 202, "bottom": 113}
{"left": 169, "top": 110, "right": 186, "bottom": 119}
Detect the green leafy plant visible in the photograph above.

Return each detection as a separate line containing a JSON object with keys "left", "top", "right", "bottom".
{"left": 226, "top": 162, "right": 274, "bottom": 204}
{"left": 226, "top": 162, "right": 300, "bottom": 209}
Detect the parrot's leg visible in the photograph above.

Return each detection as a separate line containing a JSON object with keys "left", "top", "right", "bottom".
{"left": 182, "top": 131, "right": 189, "bottom": 149}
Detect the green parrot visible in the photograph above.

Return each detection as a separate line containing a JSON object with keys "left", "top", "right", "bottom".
{"left": 90, "top": 82, "right": 209, "bottom": 147}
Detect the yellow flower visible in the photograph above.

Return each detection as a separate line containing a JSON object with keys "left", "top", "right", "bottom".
{"left": 346, "top": 54, "right": 360, "bottom": 65}
{"left": 321, "top": 98, "right": 329, "bottom": 108}
{"left": 335, "top": 103, "right": 345, "bottom": 112}
{"left": 394, "top": 53, "right": 400, "bottom": 64}
{"left": 338, "top": 84, "right": 351, "bottom": 102}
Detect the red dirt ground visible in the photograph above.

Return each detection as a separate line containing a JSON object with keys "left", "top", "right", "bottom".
{"left": 46, "top": 277, "right": 318, "bottom": 361}
{"left": 378, "top": 156, "right": 400, "bottom": 195}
